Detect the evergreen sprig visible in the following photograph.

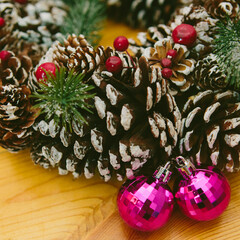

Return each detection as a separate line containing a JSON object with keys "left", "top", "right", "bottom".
{"left": 213, "top": 18, "right": 240, "bottom": 90}
{"left": 61, "top": 0, "right": 106, "bottom": 46}
{"left": 32, "top": 67, "right": 95, "bottom": 131}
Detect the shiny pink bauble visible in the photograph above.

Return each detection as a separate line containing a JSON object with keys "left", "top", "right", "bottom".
{"left": 174, "top": 169, "right": 231, "bottom": 221}
{"left": 117, "top": 175, "right": 174, "bottom": 231}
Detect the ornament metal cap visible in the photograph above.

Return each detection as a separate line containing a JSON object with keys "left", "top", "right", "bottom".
{"left": 175, "top": 156, "right": 196, "bottom": 179}
{"left": 154, "top": 161, "right": 172, "bottom": 183}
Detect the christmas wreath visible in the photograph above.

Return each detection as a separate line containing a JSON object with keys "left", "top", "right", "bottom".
{"left": 0, "top": 0, "right": 239, "bottom": 232}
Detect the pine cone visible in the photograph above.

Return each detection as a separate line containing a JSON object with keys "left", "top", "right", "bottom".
{"left": 28, "top": 34, "right": 111, "bottom": 90}
{"left": 130, "top": 4, "right": 219, "bottom": 60}
{"left": 0, "top": 51, "right": 32, "bottom": 87}
{"left": 1, "top": 0, "right": 68, "bottom": 50}
{"left": 194, "top": 53, "right": 228, "bottom": 90}
{"left": 31, "top": 55, "right": 181, "bottom": 181}
{"left": 106, "top": 0, "right": 177, "bottom": 28}
{"left": 143, "top": 37, "right": 195, "bottom": 95}
{"left": 129, "top": 24, "right": 172, "bottom": 57}
{"left": 0, "top": 2, "right": 19, "bottom": 51}
{"left": 169, "top": 4, "right": 218, "bottom": 59}
{"left": 179, "top": 90, "right": 240, "bottom": 172}
{"left": 199, "top": 0, "right": 240, "bottom": 20}
{"left": 0, "top": 84, "right": 37, "bottom": 151}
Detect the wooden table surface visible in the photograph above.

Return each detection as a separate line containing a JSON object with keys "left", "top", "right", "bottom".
{"left": 1, "top": 21, "right": 240, "bottom": 240}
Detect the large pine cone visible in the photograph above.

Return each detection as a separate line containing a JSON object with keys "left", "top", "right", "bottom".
{"left": 106, "top": 0, "right": 177, "bottom": 28}
{"left": 194, "top": 53, "right": 228, "bottom": 90}
{"left": 0, "top": 84, "right": 37, "bottom": 151}
{"left": 143, "top": 37, "right": 195, "bottom": 95}
{"left": 0, "top": 51, "right": 32, "bottom": 87}
{"left": 179, "top": 90, "right": 240, "bottom": 172}
{"left": 31, "top": 55, "right": 181, "bottom": 181}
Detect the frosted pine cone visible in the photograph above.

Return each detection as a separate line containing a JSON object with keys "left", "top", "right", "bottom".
{"left": 169, "top": 4, "right": 218, "bottom": 59}
{"left": 0, "top": 51, "right": 32, "bottom": 86}
{"left": 0, "top": 84, "right": 37, "bottom": 151}
{"left": 200, "top": 0, "right": 239, "bottom": 19}
{"left": 179, "top": 90, "right": 240, "bottom": 172}
{"left": 1, "top": 0, "right": 68, "bottom": 50}
{"left": 31, "top": 55, "right": 181, "bottom": 181}
{"left": 28, "top": 34, "right": 112, "bottom": 90}
{"left": 194, "top": 53, "right": 228, "bottom": 90}
{"left": 143, "top": 38, "right": 195, "bottom": 95}
{"left": 106, "top": 0, "right": 177, "bottom": 28}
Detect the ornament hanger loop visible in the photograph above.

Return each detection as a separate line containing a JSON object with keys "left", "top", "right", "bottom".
{"left": 175, "top": 156, "right": 196, "bottom": 178}
{"left": 155, "top": 161, "right": 172, "bottom": 183}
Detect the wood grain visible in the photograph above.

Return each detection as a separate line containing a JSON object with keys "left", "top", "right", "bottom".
{"left": 0, "top": 20, "right": 240, "bottom": 240}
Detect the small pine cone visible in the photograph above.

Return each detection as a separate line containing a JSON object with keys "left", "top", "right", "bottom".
{"left": 31, "top": 55, "right": 181, "bottom": 181}
{"left": 28, "top": 34, "right": 111, "bottom": 91}
{"left": 194, "top": 53, "right": 228, "bottom": 90}
{"left": 179, "top": 90, "right": 240, "bottom": 172}
{"left": 0, "top": 51, "right": 32, "bottom": 87}
{"left": 201, "top": 0, "right": 239, "bottom": 20}
{"left": 143, "top": 37, "right": 195, "bottom": 95}
{"left": 169, "top": 4, "right": 218, "bottom": 59}
{"left": 0, "top": 2, "right": 19, "bottom": 51}
{"left": 0, "top": 84, "right": 37, "bottom": 152}
{"left": 129, "top": 24, "right": 172, "bottom": 57}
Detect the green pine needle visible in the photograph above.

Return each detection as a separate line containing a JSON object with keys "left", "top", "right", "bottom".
{"left": 213, "top": 18, "right": 240, "bottom": 90}
{"left": 32, "top": 67, "right": 95, "bottom": 131}
{"left": 61, "top": 0, "right": 106, "bottom": 46}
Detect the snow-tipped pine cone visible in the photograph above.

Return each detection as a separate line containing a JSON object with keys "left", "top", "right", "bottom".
{"left": 179, "top": 90, "right": 240, "bottom": 172}
{"left": 28, "top": 34, "right": 112, "bottom": 91}
{"left": 1, "top": 0, "right": 68, "bottom": 51}
{"left": 31, "top": 55, "right": 181, "bottom": 181}
{"left": 0, "top": 84, "right": 37, "bottom": 151}
{"left": 106, "top": 0, "right": 177, "bottom": 28}
{"left": 0, "top": 51, "right": 32, "bottom": 86}
{"left": 194, "top": 53, "right": 228, "bottom": 90}
{"left": 143, "top": 37, "right": 195, "bottom": 95}
{"left": 198, "top": 0, "right": 240, "bottom": 20}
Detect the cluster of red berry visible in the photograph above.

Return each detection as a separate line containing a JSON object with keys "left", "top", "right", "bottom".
{"left": 105, "top": 24, "right": 197, "bottom": 79}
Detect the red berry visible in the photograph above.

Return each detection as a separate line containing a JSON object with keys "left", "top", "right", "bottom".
{"left": 0, "top": 51, "right": 11, "bottom": 61}
{"left": 14, "top": 0, "right": 28, "bottom": 4}
{"left": 162, "top": 68, "right": 173, "bottom": 79}
{"left": 36, "top": 62, "right": 57, "bottom": 82}
{"left": 167, "top": 49, "right": 177, "bottom": 59}
{"left": 105, "top": 56, "right": 123, "bottom": 74}
{"left": 161, "top": 58, "right": 172, "bottom": 68}
{"left": 114, "top": 36, "right": 129, "bottom": 52}
{"left": 172, "top": 24, "right": 197, "bottom": 47}
{"left": 0, "top": 18, "right": 5, "bottom": 28}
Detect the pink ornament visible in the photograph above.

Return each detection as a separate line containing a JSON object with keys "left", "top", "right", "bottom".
{"left": 117, "top": 162, "right": 174, "bottom": 231}
{"left": 14, "top": 0, "right": 28, "bottom": 4}
{"left": 36, "top": 62, "right": 57, "bottom": 82}
{"left": 172, "top": 24, "right": 197, "bottom": 47}
{"left": 114, "top": 36, "right": 129, "bottom": 52}
{"left": 174, "top": 157, "right": 231, "bottom": 221}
